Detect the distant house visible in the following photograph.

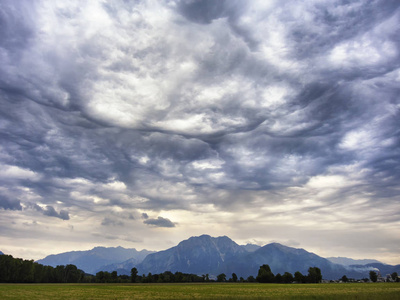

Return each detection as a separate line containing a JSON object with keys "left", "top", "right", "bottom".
{"left": 377, "top": 271, "right": 385, "bottom": 282}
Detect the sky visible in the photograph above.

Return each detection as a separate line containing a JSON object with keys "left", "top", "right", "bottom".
{"left": 0, "top": 0, "right": 399, "bottom": 265}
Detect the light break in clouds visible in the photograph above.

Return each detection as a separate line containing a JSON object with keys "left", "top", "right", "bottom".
{"left": 0, "top": 0, "right": 399, "bottom": 264}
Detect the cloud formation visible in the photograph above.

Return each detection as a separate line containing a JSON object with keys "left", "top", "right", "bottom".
{"left": 29, "top": 204, "right": 70, "bottom": 221}
{"left": 0, "top": 0, "right": 399, "bottom": 263}
{"left": 0, "top": 194, "right": 22, "bottom": 211}
{"left": 144, "top": 216, "right": 176, "bottom": 228}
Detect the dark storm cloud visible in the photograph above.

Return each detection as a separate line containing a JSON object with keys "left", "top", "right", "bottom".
{"left": 29, "top": 203, "right": 70, "bottom": 220}
{"left": 176, "top": 0, "right": 228, "bottom": 24}
{"left": 0, "top": 194, "right": 22, "bottom": 211}
{"left": 144, "top": 217, "right": 176, "bottom": 228}
{"left": 43, "top": 206, "right": 70, "bottom": 221}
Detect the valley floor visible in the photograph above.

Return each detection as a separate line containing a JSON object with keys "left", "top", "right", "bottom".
{"left": 1, "top": 282, "right": 399, "bottom": 299}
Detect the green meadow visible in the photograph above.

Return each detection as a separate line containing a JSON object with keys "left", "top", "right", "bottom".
{"left": 1, "top": 283, "right": 399, "bottom": 299}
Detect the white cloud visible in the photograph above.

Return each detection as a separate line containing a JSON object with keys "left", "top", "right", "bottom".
{"left": 0, "top": 165, "right": 40, "bottom": 181}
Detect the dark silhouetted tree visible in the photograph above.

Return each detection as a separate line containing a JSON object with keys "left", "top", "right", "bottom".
{"left": 231, "top": 273, "right": 238, "bottom": 282}
{"left": 307, "top": 267, "right": 322, "bottom": 283}
{"left": 256, "top": 264, "right": 275, "bottom": 283}
{"left": 294, "top": 271, "right": 305, "bottom": 283}
{"left": 111, "top": 271, "right": 118, "bottom": 282}
{"left": 65, "top": 264, "right": 82, "bottom": 283}
{"left": 369, "top": 271, "right": 378, "bottom": 282}
{"left": 217, "top": 273, "right": 226, "bottom": 282}
{"left": 131, "top": 267, "right": 138, "bottom": 283}
{"left": 275, "top": 273, "right": 282, "bottom": 283}
{"left": 282, "top": 272, "right": 294, "bottom": 283}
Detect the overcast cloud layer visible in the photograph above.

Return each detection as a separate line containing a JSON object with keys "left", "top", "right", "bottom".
{"left": 0, "top": 0, "right": 399, "bottom": 264}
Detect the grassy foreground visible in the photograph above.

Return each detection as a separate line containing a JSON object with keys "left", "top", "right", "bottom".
{"left": 0, "top": 282, "right": 399, "bottom": 299}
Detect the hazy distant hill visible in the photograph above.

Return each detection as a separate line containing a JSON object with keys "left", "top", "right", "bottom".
{"left": 327, "top": 257, "right": 381, "bottom": 266}
{"left": 0, "top": 251, "right": 3, "bottom": 255}
{"left": 37, "top": 246, "right": 154, "bottom": 275}
{"left": 358, "top": 263, "right": 400, "bottom": 276}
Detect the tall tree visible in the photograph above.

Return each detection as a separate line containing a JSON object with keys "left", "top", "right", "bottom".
{"left": 275, "top": 273, "right": 282, "bottom": 283}
{"left": 307, "top": 267, "right": 322, "bottom": 283}
{"left": 294, "top": 271, "right": 305, "bottom": 283}
{"left": 391, "top": 272, "right": 398, "bottom": 282}
{"left": 111, "top": 271, "right": 118, "bottom": 283}
{"left": 282, "top": 272, "right": 294, "bottom": 284}
{"left": 131, "top": 267, "right": 138, "bottom": 283}
{"left": 256, "top": 264, "right": 275, "bottom": 283}
{"left": 217, "top": 273, "right": 226, "bottom": 282}
{"left": 369, "top": 271, "right": 378, "bottom": 282}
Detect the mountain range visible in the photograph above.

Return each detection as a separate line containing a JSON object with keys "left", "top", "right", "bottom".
{"left": 37, "top": 246, "right": 154, "bottom": 275}
{"left": 36, "top": 235, "right": 400, "bottom": 280}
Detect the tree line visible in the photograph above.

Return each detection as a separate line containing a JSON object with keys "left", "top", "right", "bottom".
{"left": 1, "top": 254, "right": 323, "bottom": 284}
{"left": 0, "top": 254, "right": 209, "bottom": 283}
{"left": 256, "top": 264, "right": 322, "bottom": 283}
{"left": 0, "top": 254, "right": 85, "bottom": 283}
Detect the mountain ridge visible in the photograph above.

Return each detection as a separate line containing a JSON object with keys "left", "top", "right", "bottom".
{"left": 327, "top": 257, "right": 381, "bottom": 266}
{"left": 37, "top": 246, "right": 154, "bottom": 275}
{"left": 137, "top": 234, "right": 247, "bottom": 275}
{"left": 35, "top": 235, "right": 399, "bottom": 280}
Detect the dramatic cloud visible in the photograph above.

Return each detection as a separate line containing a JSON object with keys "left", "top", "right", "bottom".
{"left": 30, "top": 204, "right": 70, "bottom": 220}
{"left": 0, "top": 0, "right": 399, "bottom": 264}
{"left": 144, "top": 217, "right": 176, "bottom": 228}
{"left": 0, "top": 194, "right": 22, "bottom": 211}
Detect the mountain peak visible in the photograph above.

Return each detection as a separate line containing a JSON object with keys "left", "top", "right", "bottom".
{"left": 138, "top": 234, "right": 245, "bottom": 275}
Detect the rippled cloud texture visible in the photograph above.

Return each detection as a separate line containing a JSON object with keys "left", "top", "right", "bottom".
{"left": 1, "top": 0, "right": 399, "bottom": 263}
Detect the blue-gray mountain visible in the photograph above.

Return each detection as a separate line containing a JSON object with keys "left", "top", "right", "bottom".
{"left": 134, "top": 236, "right": 345, "bottom": 279}
{"left": 220, "top": 242, "right": 365, "bottom": 280}
{"left": 37, "top": 246, "right": 154, "bottom": 275}
{"left": 137, "top": 235, "right": 247, "bottom": 276}
{"left": 134, "top": 235, "right": 399, "bottom": 280}
{"left": 36, "top": 235, "right": 400, "bottom": 280}
{"left": 327, "top": 257, "right": 381, "bottom": 266}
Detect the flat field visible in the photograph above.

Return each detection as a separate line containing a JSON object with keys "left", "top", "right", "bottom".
{"left": 1, "top": 283, "right": 399, "bottom": 299}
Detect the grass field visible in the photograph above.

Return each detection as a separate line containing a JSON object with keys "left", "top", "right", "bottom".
{"left": 0, "top": 282, "right": 399, "bottom": 299}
